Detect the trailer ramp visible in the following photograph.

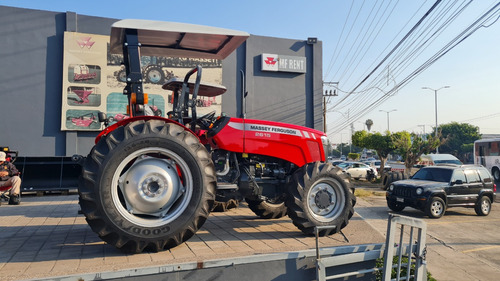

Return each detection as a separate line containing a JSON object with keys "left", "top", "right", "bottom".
{"left": 316, "top": 214, "right": 427, "bottom": 281}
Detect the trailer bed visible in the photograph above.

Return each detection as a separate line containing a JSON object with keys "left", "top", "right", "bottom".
{"left": 0, "top": 195, "right": 384, "bottom": 281}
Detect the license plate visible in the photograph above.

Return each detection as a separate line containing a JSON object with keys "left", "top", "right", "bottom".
{"left": 396, "top": 197, "right": 404, "bottom": 203}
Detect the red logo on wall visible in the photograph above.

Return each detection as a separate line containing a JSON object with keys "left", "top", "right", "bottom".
{"left": 265, "top": 57, "right": 278, "bottom": 65}
{"left": 76, "top": 37, "right": 95, "bottom": 49}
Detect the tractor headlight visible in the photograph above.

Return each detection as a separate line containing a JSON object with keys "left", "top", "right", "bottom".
{"left": 389, "top": 184, "right": 394, "bottom": 191}
{"left": 416, "top": 188, "right": 423, "bottom": 195}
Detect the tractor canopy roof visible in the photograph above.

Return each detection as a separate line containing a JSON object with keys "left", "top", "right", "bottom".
{"left": 110, "top": 19, "right": 249, "bottom": 59}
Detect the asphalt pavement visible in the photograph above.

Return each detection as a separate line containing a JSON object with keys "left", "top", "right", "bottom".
{"left": 356, "top": 183, "right": 500, "bottom": 281}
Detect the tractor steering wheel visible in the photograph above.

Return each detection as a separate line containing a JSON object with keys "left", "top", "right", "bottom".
{"left": 196, "top": 111, "right": 217, "bottom": 129}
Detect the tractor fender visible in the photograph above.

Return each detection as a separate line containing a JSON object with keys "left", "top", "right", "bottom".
{"left": 95, "top": 116, "right": 196, "bottom": 144}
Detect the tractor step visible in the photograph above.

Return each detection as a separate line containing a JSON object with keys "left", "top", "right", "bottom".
{"left": 216, "top": 183, "right": 238, "bottom": 190}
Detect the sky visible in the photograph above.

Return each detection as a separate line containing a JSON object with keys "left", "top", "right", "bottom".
{"left": 1, "top": 0, "right": 500, "bottom": 144}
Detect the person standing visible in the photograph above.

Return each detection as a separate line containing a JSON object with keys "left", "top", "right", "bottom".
{"left": 0, "top": 152, "right": 21, "bottom": 205}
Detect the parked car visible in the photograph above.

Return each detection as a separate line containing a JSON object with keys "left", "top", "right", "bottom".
{"left": 338, "top": 161, "right": 378, "bottom": 180}
{"left": 386, "top": 165, "right": 496, "bottom": 218}
{"left": 415, "top": 154, "right": 462, "bottom": 167}
{"left": 365, "top": 160, "right": 391, "bottom": 173}
{"left": 331, "top": 160, "right": 344, "bottom": 166}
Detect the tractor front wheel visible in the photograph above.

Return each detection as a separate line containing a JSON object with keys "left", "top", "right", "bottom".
{"left": 78, "top": 120, "right": 216, "bottom": 253}
{"left": 286, "top": 162, "right": 355, "bottom": 236}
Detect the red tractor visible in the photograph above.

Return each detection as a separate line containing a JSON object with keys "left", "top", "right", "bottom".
{"left": 78, "top": 19, "right": 356, "bottom": 253}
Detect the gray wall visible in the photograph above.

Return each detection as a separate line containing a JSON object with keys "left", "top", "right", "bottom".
{"left": 0, "top": 6, "right": 323, "bottom": 158}
{"left": 0, "top": 6, "right": 117, "bottom": 157}
{"left": 222, "top": 36, "right": 323, "bottom": 130}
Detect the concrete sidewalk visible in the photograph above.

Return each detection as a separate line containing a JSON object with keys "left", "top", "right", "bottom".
{"left": 356, "top": 193, "right": 500, "bottom": 281}
{"left": 0, "top": 194, "right": 384, "bottom": 281}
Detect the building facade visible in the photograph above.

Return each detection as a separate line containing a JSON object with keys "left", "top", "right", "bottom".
{"left": 0, "top": 5, "right": 323, "bottom": 158}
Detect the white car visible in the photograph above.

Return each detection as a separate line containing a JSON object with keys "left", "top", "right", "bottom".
{"left": 338, "top": 161, "right": 378, "bottom": 180}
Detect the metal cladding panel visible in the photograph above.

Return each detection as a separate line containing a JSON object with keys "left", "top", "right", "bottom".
{"left": 110, "top": 19, "right": 249, "bottom": 59}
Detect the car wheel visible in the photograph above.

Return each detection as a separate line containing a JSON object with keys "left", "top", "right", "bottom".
{"left": 492, "top": 168, "right": 500, "bottom": 182}
{"left": 387, "top": 200, "right": 405, "bottom": 212}
{"left": 425, "top": 197, "right": 446, "bottom": 218}
{"left": 475, "top": 196, "right": 491, "bottom": 216}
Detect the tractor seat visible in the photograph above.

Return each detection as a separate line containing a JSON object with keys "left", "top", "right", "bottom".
{"left": 162, "top": 78, "right": 227, "bottom": 97}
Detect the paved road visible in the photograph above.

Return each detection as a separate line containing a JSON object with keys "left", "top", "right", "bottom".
{"left": 356, "top": 190, "right": 500, "bottom": 281}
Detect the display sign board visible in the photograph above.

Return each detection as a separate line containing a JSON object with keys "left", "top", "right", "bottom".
{"left": 261, "top": 53, "right": 306, "bottom": 73}
{"left": 61, "top": 31, "right": 223, "bottom": 131}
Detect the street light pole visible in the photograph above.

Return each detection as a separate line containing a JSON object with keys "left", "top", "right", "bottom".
{"left": 422, "top": 86, "right": 450, "bottom": 154}
{"left": 379, "top": 109, "right": 397, "bottom": 131}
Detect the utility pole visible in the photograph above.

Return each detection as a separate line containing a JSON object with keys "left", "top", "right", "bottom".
{"left": 322, "top": 82, "right": 338, "bottom": 133}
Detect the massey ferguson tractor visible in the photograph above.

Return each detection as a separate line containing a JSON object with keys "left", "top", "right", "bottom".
{"left": 78, "top": 19, "right": 356, "bottom": 253}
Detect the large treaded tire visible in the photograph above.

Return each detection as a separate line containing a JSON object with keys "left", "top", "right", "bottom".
{"left": 78, "top": 120, "right": 216, "bottom": 253}
{"left": 286, "top": 162, "right": 356, "bottom": 236}
{"left": 212, "top": 199, "right": 240, "bottom": 212}
{"left": 246, "top": 198, "right": 287, "bottom": 219}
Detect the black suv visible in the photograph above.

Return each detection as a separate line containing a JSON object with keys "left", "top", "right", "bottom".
{"left": 386, "top": 165, "right": 496, "bottom": 218}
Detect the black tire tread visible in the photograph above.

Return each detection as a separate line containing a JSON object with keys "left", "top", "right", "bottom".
{"left": 246, "top": 198, "right": 287, "bottom": 219}
{"left": 78, "top": 120, "right": 216, "bottom": 253}
{"left": 475, "top": 196, "right": 491, "bottom": 216}
{"left": 286, "top": 162, "right": 356, "bottom": 236}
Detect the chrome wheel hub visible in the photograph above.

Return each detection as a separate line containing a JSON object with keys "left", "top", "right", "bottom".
{"left": 111, "top": 147, "right": 193, "bottom": 228}
{"left": 307, "top": 179, "right": 345, "bottom": 222}
{"left": 481, "top": 200, "right": 490, "bottom": 213}
{"left": 430, "top": 201, "right": 443, "bottom": 216}
{"left": 119, "top": 156, "right": 183, "bottom": 217}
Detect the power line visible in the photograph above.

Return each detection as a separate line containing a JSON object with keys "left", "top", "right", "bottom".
{"left": 326, "top": 1, "right": 500, "bottom": 136}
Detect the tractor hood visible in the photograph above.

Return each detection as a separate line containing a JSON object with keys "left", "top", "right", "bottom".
{"left": 110, "top": 19, "right": 250, "bottom": 59}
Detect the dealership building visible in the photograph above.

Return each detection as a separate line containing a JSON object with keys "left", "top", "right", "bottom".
{"left": 0, "top": 5, "right": 323, "bottom": 189}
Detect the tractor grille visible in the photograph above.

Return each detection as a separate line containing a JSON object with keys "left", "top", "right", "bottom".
{"left": 393, "top": 186, "right": 414, "bottom": 198}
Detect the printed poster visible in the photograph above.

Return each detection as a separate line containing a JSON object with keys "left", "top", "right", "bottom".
{"left": 61, "top": 31, "right": 223, "bottom": 131}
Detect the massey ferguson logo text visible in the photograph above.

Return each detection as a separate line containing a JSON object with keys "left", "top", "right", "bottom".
{"left": 261, "top": 53, "right": 306, "bottom": 73}
{"left": 264, "top": 57, "right": 278, "bottom": 66}
{"left": 245, "top": 124, "right": 301, "bottom": 136}
{"left": 76, "top": 37, "right": 95, "bottom": 49}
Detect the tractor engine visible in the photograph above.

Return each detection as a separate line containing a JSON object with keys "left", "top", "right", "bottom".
{"left": 211, "top": 150, "right": 292, "bottom": 203}
{"left": 239, "top": 157, "right": 289, "bottom": 202}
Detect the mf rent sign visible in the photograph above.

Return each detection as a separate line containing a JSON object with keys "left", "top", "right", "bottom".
{"left": 261, "top": 53, "right": 306, "bottom": 73}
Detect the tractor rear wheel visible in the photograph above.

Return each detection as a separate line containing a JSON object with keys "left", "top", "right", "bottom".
{"left": 286, "top": 162, "right": 355, "bottom": 236}
{"left": 78, "top": 120, "right": 216, "bottom": 253}
{"left": 246, "top": 198, "right": 287, "bottom": 219}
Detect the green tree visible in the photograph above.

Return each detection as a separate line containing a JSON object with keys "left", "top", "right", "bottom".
{"left": 348, "top": 152, "right": 360, "bottom": 160}
{"left": 393, "top": 131, "right": 441, "bottom": 177}
{"left": 438, "top": 122, "right": 481, "bottom": 163}
{"left": 352, "top": 130, "right": 395, "bottom": 178}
